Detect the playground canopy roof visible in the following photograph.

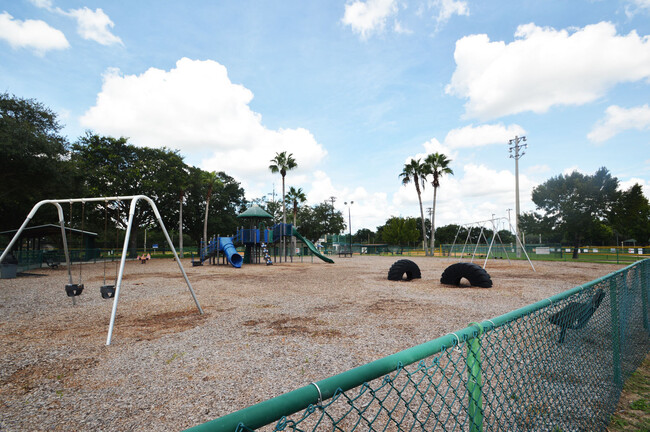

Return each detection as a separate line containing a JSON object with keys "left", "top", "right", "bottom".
{"left": 237, "top": 205, "right": 273, "bottom": 219}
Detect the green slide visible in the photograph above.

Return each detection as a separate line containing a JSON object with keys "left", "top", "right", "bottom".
{"left": 292, "top": 227, "right": 334, "bottom": 263}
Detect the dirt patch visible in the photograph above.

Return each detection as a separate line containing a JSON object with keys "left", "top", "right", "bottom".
{"left": 0, "top": 256, "right": 630, "bottom": 431}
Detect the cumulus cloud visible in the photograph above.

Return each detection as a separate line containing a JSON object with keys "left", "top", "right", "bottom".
{"left": 588, "top": 104, "right": 650, "bottom": 142}
{"left": 444, "top": 123, "right": 525, "bottom": 148}
{"left": 81, "top": 58, "right": 328, "bottom": 187}
{"left": 393, "top": 136, "right": 538, "bottom": 228}
{"left": 341, "top": 0, "right": 398, "bottom": 39}
{"left": 446, "top": 22, "right": 650, "bottom": 120}
{"left": 0, "top": 11, "right": 68, "bottom": 54}
{"left": 433, "top": 0, "right": 469, "bottom": 25}
{"left": 66, "top": 7, "right": 122, "bottom": 45}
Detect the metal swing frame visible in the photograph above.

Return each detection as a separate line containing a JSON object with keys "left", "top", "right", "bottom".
{"left": 0, "top": 195, "right": 203, "bottom": 345}
{"left": 448, "top": 216, "right": 535, "bottom": 272}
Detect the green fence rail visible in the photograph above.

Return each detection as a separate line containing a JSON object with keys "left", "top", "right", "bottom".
{"left": 186, "top": 259, "right": 650, "bottom": 432}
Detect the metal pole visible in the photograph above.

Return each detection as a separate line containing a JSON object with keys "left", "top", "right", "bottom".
{"left": 467, "top": 323, "right": 484, "bottom": 432}
{"left": 610, "top": 277, "right": 622, "bottom": 387}
{"left": 509, "top": 136, "right": 527, "bottom": 259}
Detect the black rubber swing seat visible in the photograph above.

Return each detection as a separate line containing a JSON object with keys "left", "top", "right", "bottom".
{"left": 387, "top": 259, "right": 422, "bottom": 281}
{"left": 548, "top": 289, "right": 606, "bottom": 343}
{"left": 100, "top": 285, "right": 116, "bottom": 299}
{"left": 440, "top": 262, "right": 493, "bottom": 288}
{"left": 65, "top": 283, "right": 84, "bottom": 297}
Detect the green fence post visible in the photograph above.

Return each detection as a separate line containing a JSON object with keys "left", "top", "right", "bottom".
{"left": 641, "top": 263, "right": 648, "bottom": 331}
{"left": 467, "top": 323, "right": 484, "bottom": 432}
{"left": 609, "top": 278, "right": 622, "bottom": 387}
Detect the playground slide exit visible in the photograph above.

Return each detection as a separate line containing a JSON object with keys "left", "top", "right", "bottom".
{"left": 219, "top": 237, "right": 243, "bottom": 268}
{"left": 292, "top": 227, "right": 334, "bottom": 264}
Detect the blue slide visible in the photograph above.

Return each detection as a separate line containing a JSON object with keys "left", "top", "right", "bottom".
{"left": 219, "top": 237, "right": 243, "bottom": 268}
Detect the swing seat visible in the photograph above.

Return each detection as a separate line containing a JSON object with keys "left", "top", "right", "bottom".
{"left": 100, "top": 285, "right": 116, "bottom": 299}
{"left": 65, "top": 283, "right": 84, "bottom": 297}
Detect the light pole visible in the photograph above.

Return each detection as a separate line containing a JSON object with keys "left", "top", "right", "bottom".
{"left": 344, "top": 201, "right": 354, "bottom": 254}
{"left": 509, "top": 136, "right": 527, "bottom": 258}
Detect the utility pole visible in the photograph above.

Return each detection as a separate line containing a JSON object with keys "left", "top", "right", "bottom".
{"left": 329, "top": 196, "right": 336, "bottom": 241}
{"left": 509, "top": 136, "right": 527, "bottom": 258}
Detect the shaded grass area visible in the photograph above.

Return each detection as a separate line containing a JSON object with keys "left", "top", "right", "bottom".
{"left": 608, "top": 355, "right": 650, "bottom": 431}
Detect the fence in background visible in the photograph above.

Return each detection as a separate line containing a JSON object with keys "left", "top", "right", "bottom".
{"left": 187, "top": 259, "right": 649, "bottom": 432}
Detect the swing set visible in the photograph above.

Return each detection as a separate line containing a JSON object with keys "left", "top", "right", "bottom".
{"left": 0, "top": 195, "right": 203, "bottom": 345}
{"left": 448, "top": 216, "right": 535, "bottom": 272}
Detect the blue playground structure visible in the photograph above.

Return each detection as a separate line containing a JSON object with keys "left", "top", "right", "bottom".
{"left": 192, "top": 205, "right": 334, "bottom": 268}
{"left": 193, "top": 223, "right": 333, "bottom": 268}
{"left": 193, "top": 236, "right": 243, "bottom": 268}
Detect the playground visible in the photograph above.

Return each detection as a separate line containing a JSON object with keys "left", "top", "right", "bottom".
{"left": 0, "top": 255, "right": 625, "bottom": 431}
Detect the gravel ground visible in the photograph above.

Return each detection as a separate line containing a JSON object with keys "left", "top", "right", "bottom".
{"left": 0, "top": 255, "right": 624, "bottom": 431}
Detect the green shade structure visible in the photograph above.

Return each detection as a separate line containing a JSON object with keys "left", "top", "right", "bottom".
{"left": 236, "top": 204, "right": 273, "bottom": 219}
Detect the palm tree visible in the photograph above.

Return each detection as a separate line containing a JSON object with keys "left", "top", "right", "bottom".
{"left": 400, "top": 158, "right": 428, "bottom": 254}
{"left": 285, "top": 186, "right": 307, "bottom": 228}
{"left": 285, "top": 186, "right": 306, "bottom": 257}
{"left": 425, "top": 153, "right": 453, "bottom": 256}
{"left": 203, "top": 171, "right": 220, "bottom": 254}
{"left": 269, "top": 151, "right": 297, "bottom": 258}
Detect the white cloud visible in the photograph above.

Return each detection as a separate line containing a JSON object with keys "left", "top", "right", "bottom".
{"left": 0, "top": 11, "right": 68, "bottom": 54}
{"left": 446, "top": 22, "right": 650, "bottom": 120}
{"left": 618, "top": 177, "right": 650, "bottom": 199}
{"left": 433, "top": 0, "right": 469, "bottom": 24}
{"left": 81, "top": 58, "right": 328, "bottom": 188}
{"left": 393, "top": 139, "right": 537, "bottom": 228}
{"left": 626, "top": 0, "right": 650, "bottom": 17}
{"left": 29, "top": 0, "right": 122, "bottom": 46}
{"left": 341, "top": 0, "right": 398, "bottom": 39}
{"left": 588, "top": 104, "right": 650, "bottom": 142}
{"left": 393, "top": 20, "right": 413, "bottom": 35}
{"left": 67, "top": 7, "right": 122, "bottom": 46}
{"left": 526, "top": 164, "right": 551, "bottom": 175}
{"left": 29, "top": 0, "right": 54, "bottom": 10}
{"left": 444, "top": 123, "right": 525, "bottom": 148}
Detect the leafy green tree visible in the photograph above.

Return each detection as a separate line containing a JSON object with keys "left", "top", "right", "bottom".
{"left": 182, "top": 167, "right": 245, "bottom": 244}
{"left": 414, "top": 216, "right": 432, "bottom": 247}
{"left": 531, "top": 167, "right": 619, "bottom": 258}
{"left": 400, "top": 158, "right": 428, "bottom": 254}
{"left": 0, "top": 93, "right": 74, "bottom": 229}
{"left": 496, "top": 229, "right": 515, "bottom": 245}
{"left": 354, "top": 228, "right": 375, "bottom": 244}
{"left": 297, "top": 202, "right": 345, "bottom": 242}
{"left": 609, "top": 183, "right": 650, "bottom": 244}
{"left": 424, "top": 152, "right": 453, "bottom": 254}
{"left": 203, "top": 171, "right": 221, "bottom": 248}
{"left": 380, "top": 217, "right": 419, "bottom": 250}
{"left": 71, "top": 133, "right": 189, "bottom": 254}
{"left": 519, "top": 212, "right": 563, "bottom": 244}
{"left": 435, "top": 224, "right": 462, "bottom": 245}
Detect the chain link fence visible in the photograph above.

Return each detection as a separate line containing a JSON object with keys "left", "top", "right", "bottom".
{"left": 187, "top": 259, "right": 649, "bottom": 432}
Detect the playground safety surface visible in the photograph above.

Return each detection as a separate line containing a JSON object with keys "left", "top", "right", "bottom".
{"left": 0, "top": 256, "right": 625, "bottom": 431}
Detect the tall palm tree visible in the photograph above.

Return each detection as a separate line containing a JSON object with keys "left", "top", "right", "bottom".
{"left": 285, "top": 186, "right": 306, "bottom": 257}
{"left": 400, "top": 158, "right": 428, "bottom": 254}
{"left": 425, "top": 153, "right": 453, "bottom": 256}
{"left": 269, "top": 151, "right": 297, "bottom": 258}
{"left": 285, "top": 186, "right": 307, "bottom": 228}
{"left": 203, "top": 171, "right": 220, "bottom": 254}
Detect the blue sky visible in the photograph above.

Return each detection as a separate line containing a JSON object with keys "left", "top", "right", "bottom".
{"left": 1, "top": 0, "right": 649, "bottom": 232}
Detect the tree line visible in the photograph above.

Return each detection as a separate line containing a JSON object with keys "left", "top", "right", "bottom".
{"left": 0, "top": 93, "right": 345, "bottom": 254}
{"left": 2, "top": 93, "right": 648, "bottom": 257}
